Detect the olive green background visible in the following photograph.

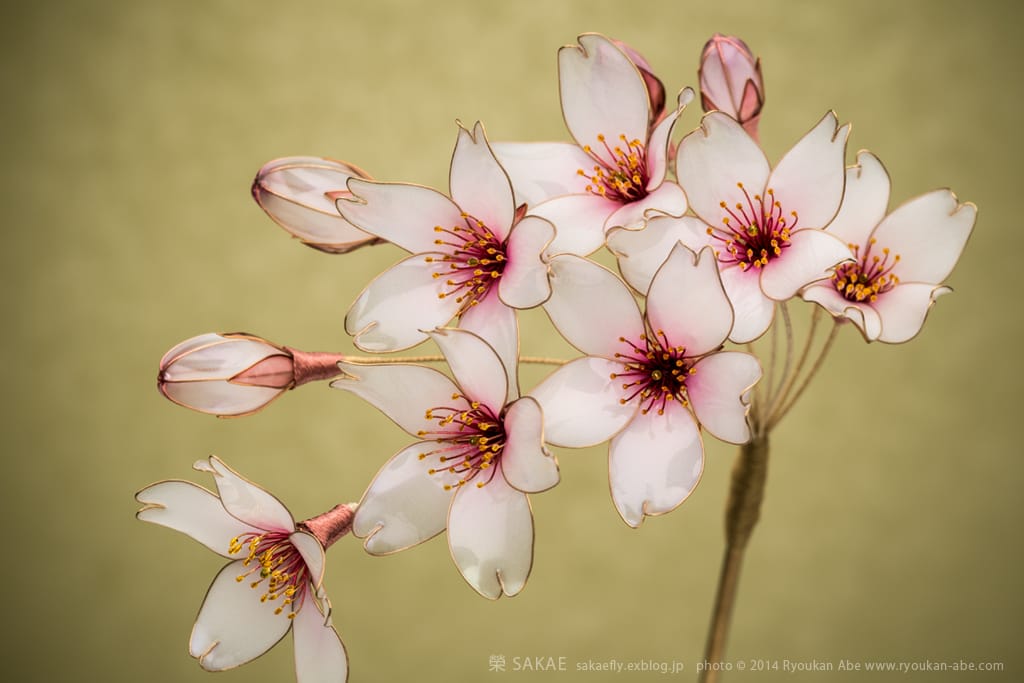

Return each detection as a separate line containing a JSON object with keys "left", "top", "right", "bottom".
{"left": 2, "top": 0, "right": 1020, "bottom": 681}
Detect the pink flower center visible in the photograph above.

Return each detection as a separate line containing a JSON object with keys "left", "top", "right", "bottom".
{"left": 425, "top": 213, "right": 506, "bottom": 315}
{"left": 578, "top": 134, "right": 649, "bottom": 203}
{"left": 416, "top": 394, "right": 507, "bottom": 490}
{"left": 229, "top": 531, "right": 310, "bottom": 619}
{"left": 707, "top": 184, "right": 797, "bottom": 270}
{"left": 833, "top": 238, "right": 900, "bottom": 302}
{"left": 611, "top": 331, "right": 696, "bottom": 416}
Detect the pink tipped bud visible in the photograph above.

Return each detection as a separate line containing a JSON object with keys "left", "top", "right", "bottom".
{"left": 699, "top": 34, "right": 764, "bottom": 140}
{"left": 611, "top": 38, "right": 667, "bottom": 131}
{"left": 158, "top": 333, "right": 346, "bottom": 417}
{"left": 252, "top": 156, "right": 384, "bottom": 254}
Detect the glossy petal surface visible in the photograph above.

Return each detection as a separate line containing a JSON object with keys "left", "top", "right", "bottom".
{"left": 759, "top": 229, "right": 851, "bottom": 301}
{"left": 827, "top": 151, "right": 891, "bottom": 246}
{"left": 199, "top": 456, "right": 294, "bottom": 532}
{"left": 161, "top": 381, "right": 281, "bottom": 417}
{"left": 802, "top": 283, "right": 883, "bottom": 341}
{"left": 603, "top": 181, "right": 688, "bottom": 231}
{"left": 292, "top": 600, "right": 348, "bottom": 683}
{"left": 450, "top": 122, "right": 515, "bottom": 240}
{"left": 490, "top": 141, "right": 592, "bottom": 206}
{"left": 338, "top": 179, "right": 464, "bottom": 254}
{"left": 607, "top": 215, "right": 709, "bottom": 295}
{"left": 529, "top": 193, "right": 617, "bottom": 257}
{"left": 875, "top": 283, "right": 952, "bottom": 343}
{"left": 720, "top": 265, "right": 776, "bottom": 343}
{"left": 500, "top": 216, "right": 554, "bottom": 309}
{"left": 767, "top": 112, "right": 849, "bottom": 229}
{"left": 334, "top": 362, "right": 461, "bottom": 437}
{"left": 687, "top": 352, "right": 760, "bottom": 444}
{"left": 501, "top": 396, "right": 559, "bottom": 493}
{"left": 458, "top": 291, "right": 520, "bottom": 402}
{"left": 429, "top": 328, "right": 507, "bottom": 414}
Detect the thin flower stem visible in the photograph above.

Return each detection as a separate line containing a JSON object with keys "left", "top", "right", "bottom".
{"left": 771, "top": 301, "right": 794, "bottom": 404}
{"left": 766, "top": 306, "right": 821, "bottom": 422}
{"left": 758, "top": 314, "right": 780, "bottom": 424}
{"left": 338, "top": 355, "right": 567, "bottom": 366}
{"left": 768, "top": 320, "right": 841, "bottom": 429}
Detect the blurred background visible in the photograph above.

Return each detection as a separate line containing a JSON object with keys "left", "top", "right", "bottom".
{"left": 2, "top": 0, "right": 1021, "bottom": 681}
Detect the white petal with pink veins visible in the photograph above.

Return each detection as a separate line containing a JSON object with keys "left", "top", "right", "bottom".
{"left": 352, "top": 443, "right": 453, "bottom": 554}
{"left": 645, "top": 88, "right": 694, "bottom": 188}
{"left": 544, "top": 255, "right": 643, "bottom": 359}
{"left": 190, "top": 560, "right": 293, "bottom": 671}
{"left": 195, "top": 456, "right": 294, "bottom": 532}
{"left": 289, "top": 531, "right": 326, "bottom": 592}
{"left": 647, "top": 244, "right": 733, "bottom": 357}
{"left": 345, "top": 254, "right": 459, "bottom": 352}
{"left": 136, "top": 480, "right": 262, "bottom": 557}
{"left": 530, "top": 357, "right": 637, "bottom": 448}
{"left": 448, "top": 475, "right": 534, "bottom": 599}
{"left": 687, "top": 352, "right": 761, "bottom": 444}
{"left": 292, "top": 599, "right": 348, "bottom": 683}
{"left": 338, "top": 179, "right": 465, "bottom": 254}
{"left": 604, "top": 181, "right": 688, "bottom": 231}
{"left": 490, "top": 142, "right": 593, "bottom": 206}
{"left": 529, "top": 193, "right": 617, "bottom": 257}
{"left": 428, "top": 328, "right": 507, "bottom": 414}
{"left": 559, "top": 34, "right": 650, "bottom": 169}
{"left": 767, "top": 112, "right": 849, "bottom": 229}
{"left": 826, "top": 151, "right": 891, "bottom": 247}
{"left": 874, "top": 283, "right": 952, "bottom": 344}
{"left": 869, "top": 190, "right": 976, "bottom": 285}
{"left": 501, "top": 396, "right": 559, "bottom": 493}
{"left": 608, "top": 400, "right": 703, "bottom": 528}
{"left": 449, "top": 122, "right": 515, "bottom": 241}
{"left": 801, "top": 283, "right": 882, "bottom": 341}
{"left": 607, "top": 215, "right": 710, "bottom": 295}
{"left": 333, "top": 362, "right": 461, "bottom": 438}
{"left": 759, "top": 229, "right": 852, "bottom": 301}
{"left": 499, "top": 216, "right": 554, "bottom": 309}
{"left": 676, "top": 112, "right": 770, "bottom": 228}
{"left": 459, "top": 291, "right": 520, "bottom": 402}
{"left": 719, "top": 264, "right": 776, "bottom": 343}
{"left": 161, "top": 381, "right": 282, "bottom": 417}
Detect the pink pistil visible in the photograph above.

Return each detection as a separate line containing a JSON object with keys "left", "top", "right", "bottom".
{"left": 611, "top": 331, "right": 695, "bottom": 416}
{"left": 707, "top": 184, "right": 797, "bottom": 270}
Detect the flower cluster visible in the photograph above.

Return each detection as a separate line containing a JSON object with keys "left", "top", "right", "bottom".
{"left": 140, "top": 32, "right": 975, "bottom": 682}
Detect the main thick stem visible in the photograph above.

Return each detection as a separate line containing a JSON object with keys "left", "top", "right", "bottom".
{"left": 699, "top": 431, "right": 770, "bottom": 683}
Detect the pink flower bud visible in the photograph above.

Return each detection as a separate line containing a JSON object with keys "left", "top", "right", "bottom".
{"left": 698, "top": 34, "right": 764, "bottom": 140}
{"left": 252, "top": 156, "right": 384, "bottom": 254}
{"left": 611, "top": 38, "right": 667, "bottom": 131}
{"left": 158, "top": 333, "right": 346, "bottom": 417}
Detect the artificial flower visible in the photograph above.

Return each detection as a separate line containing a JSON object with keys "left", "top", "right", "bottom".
{"left": 332, "top": 327, "right": 558, "bottom": 599}
{"left": 136, "top": 456, "right": 352, "bottom": 682}
{"left": 802, "top": 151, "right": 976, "bottom": 342}
{"left": 493, "top": 33, "right": 694, "bottom": 255}
{"left": 532, "top": 245, "right": 761, "bottom": 527}
{"left": 698, "top": 34, "right": 764, "bottom": 140}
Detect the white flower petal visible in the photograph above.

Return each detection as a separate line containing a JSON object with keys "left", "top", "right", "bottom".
{"left": 529, "top": 193, "right": 617, "bottom": 257}
{"left": 603, "top": 181, "right": 688, "bottom": 231}
{"left": 720, "top": 264, "right": 775, "bottom": 343}
{"left": 544, "top": 255, "right": 643, "bottom": 358}
{"left": 874, "top": 283, "right": 952, "bottom": 344}
{"left": 198, "top": 456, "right": 294, "bottom": 532}
{"left": 826, "top": 151, "right": 891, "bottom": 247}
{"left": 190, "top": 560, "right": 292, "bottom": 671}
{"left": 136, "top": 480, "right": 262, "bottom": 558}
{"left": 559, "top": 34, "right": 650, "bottom": 169}
{"left": 337, "top": 179, "right": 464, "bottom": 254}
{"left": 345, "top": 254, "right": 460, "bottom": 352}
{"left": 292, "top": 599, "right": 348, "bottom": 683}
{"left": 253, "top": 156, "right": 379, "bottom": 253}
{"left": 499, "top": 216, "right": 554, "bottom": 309}
{"left": 289, "top": 531, "right": 326, "bottom": 592}
{"left": 759, "top": 229, "right": 852, "bottom": 301}
{"left": 646, "top": 244, "right": 733, "bottom": 357}
{"left": 870, "top": 189, "right": 976, "bottom": 284}
{"left": 501, "top": 396, "right": 559, "bottom": 493}
{"left": 352, "top": 443, "right": 452, "bottom": 554}
{"left": 458, "top": 290, "right": 520, "bottom": 402}
{"left": 160, "top": 381, "right": 283, "bottom": 418}
{"left": 428, "top": 327, "right": 507, "bottom": 414}
{"left": 333, "top": 362, "right": 461, "bottom": 438}
{"left": 448, "top": 476, "right": 534, "bottom": 599}
{"left": 801, "top": 283, "right": 882, "bottom": 341}
{"left": 676, "top": 112, "right": 770, "bottom": 228}
{"left": 607, "top": 215, "right": 710, "bottom": 295}
{"left": 160, "top": 334, "right": 282, "bottom": 381}
{"left": 609, "top": 401, "right": 703, "bottom": 528}
{"left": 687, "top": 352, "right": 761, "bottom": 444}
{"left": 449, "top": 122, "right": 515, "bottom": 241}
{"left": 530, "top": 357, "right": 637, "bottom": 448}
{"left": 645, "top": 88, "right": 694, "bottom": 189}
{"left": 767, "top": 111, "right": 849, "bottom": 229}
{"left": 490, "top": 141, "right": 593, "bottom": 206}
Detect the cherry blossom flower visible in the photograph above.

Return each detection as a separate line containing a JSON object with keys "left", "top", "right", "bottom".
{"left": 493, "top": 34, "right": 695, "bottom": 256}
{"left": 336, "top": 121, "right": 553, "bottom": 395}
{"left": 531, "top": 245, "right": 761, "bottom": 527}
{"left": 612, "top": 111, "right": 853, "bottom": 344}
{"left": 698, "top": 34, "right": 764, "bottom": 140}
{"left": 136, "top": 456, "right": 352, "bottom": 682}
{"left": 252, "top": 156, "right": 383, "bottom": 254}
{"left": 331, "top": 327, "right": 559, "bottom": 599}
{"left": 802, "top": 151, "right": 976, "bottom": 342}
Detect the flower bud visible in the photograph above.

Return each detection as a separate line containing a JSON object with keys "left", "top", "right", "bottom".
{"left": 158, "top": 333, "right": 346, "bottom": 417}
{"left": 612, "top": 38, "right": 667, "bottom": 131}
{"left": 698, "top": 34, "right": 764, "bottom": 140}
{"left": 252, "top": 156, "right": 384, "bottom": 254}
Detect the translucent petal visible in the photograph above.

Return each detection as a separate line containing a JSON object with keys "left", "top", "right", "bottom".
{"left": 199, "top": 456, "right": 294, "bottom": 532}
{"left": 501, "top": 397, "right": 559, "bottom": 493}
{"left": 337, "top": 179, "right": 464, "bottom": 254}
{"left": 161, "top": 335, "right": 281, "bottom": 381}
{"left": 607, "top": 215, "right": 710, "bottom": 295}
{"left": 529, "top": 193, "right": 616, "bottom": 257}
{"left": 428, "top": 327, "right": 507, "bottom": 414}
{"left": 645, "top": 88, "right": 694, "bottom": 189}
{"left": 458, "top": 290, "right": 520, "bottom": 402}
{"left": 801, "top": 283, "right": 882, "bottom": 341}
{"left": 161, "top": 380, "right": 282, "bottom": 417}
{"left": 603, "top": 181, "right": 688, "bottom": 231}
{"left": 289, "top": 532, "right": 326, "bottom": 592}
{"left": 687, "top": 352, "right": 761, "bottom": 444}
{"left": 767, "top": 112, "right": 849, "bottom": 229}
{"left": 490, "top": 141, "right": 592, "bottom": 207}
{"left": 875, "top": 283, "right": 952, "bottom": 344}
{"left": 719, "top": 264, "right": 775, "bottom": 343}
{"left": 292, "top": 599, "right": 348, "bottom": 683}
{"left": 759, "top": 229, "right": 852, "bottom": 301}
{"left": 826, "top": 151, "right": 891, "bottom": 247}
{"left": 499, "top": 216, "right": 554, "bottom": 309}
{"left": 449, "top": 122, "right": 515, "bottom": 241}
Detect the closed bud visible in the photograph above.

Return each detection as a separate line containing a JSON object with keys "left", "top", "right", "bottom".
{"left": 612, "top": 38, "right": 667, "bottom": 131}
{"left": 698, "top": 34, "right": 764, "bottom": 140}
{"left": 252, "top": 156, "right": 384, "bottom": 254}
